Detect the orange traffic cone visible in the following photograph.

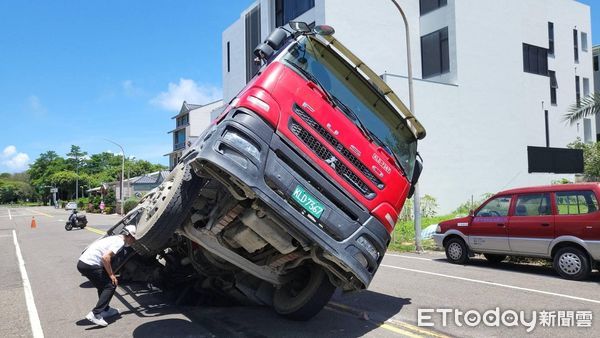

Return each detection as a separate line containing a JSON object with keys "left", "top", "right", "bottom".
{"left": 31, "top": 217, "right": 37, "bottom": 229}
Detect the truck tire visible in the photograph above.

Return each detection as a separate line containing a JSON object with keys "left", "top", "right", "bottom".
{"left": 273, "top": 264, "right": 336, "bottom": 321}
{"left": 132, "top": 163, "right": 203, "bottom": 255}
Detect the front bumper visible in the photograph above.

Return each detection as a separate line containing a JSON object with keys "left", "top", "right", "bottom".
{"left": 186, "top": 109, "right": 390, "bottom": 289}
{"left": 432, "top": 234, "right": 445, "bottom": 248}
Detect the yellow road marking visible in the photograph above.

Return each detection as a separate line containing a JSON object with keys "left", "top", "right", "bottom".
{"left": 327, "top": 301, "right": 448, "bottom": 338}
{"left": 325, "top": 304, "right": 422, "bottom": 337}
{"left": 387, "top": 319, "right": 449, "bottom": 338}
{"left": 29, "top": 209, "right": 53, "bottom": 218}
{"left": 85, "top": 226, "right": 106, "bottom": 236}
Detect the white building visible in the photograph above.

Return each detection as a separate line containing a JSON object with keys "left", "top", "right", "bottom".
{"left": 165, "top": 100, "right": 223, "bottom": 169}
{"left": 221, "top": 0, "right": 594, "bottom": 213}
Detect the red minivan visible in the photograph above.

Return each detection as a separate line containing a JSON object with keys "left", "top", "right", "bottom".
{"left": 433, "top": 183, "right": 600, "bottom": 280}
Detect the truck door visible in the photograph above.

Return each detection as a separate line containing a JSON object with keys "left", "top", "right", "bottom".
{"left": 508, "top": 193, "right": 554, "bottom": 255}
{"left": 468, "top": 195, "right": 512, "bottom": 252}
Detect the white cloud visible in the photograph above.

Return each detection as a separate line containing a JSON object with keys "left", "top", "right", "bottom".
{"left": 150, "top": 78, "right": 221, "bottom": 111}
{"left": 1, "top": 145, "right": 30, "bottom": 172}
{"left": 27, "top": 95, "right": 47, "bottom": 115}
{"left": 122, "top": 80, "right": 144, "bottom": 97}
{"left": 2, "top": 145, "right": 16, "bottom": 158}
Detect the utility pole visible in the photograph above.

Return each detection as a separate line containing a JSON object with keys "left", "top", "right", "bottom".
{"left": 390, "top": 0, "right": 422, "bottom": 252}
{"left": 105, "top": 139, "right": 125, "bottom": 215}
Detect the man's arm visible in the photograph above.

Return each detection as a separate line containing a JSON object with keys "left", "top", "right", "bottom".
{"left": 101, "top": 251, "right": 118, "bottom": 286}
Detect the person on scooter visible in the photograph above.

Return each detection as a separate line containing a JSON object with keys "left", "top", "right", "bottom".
{"left": 76, "top": 225, "right": 136, "bottom": 327}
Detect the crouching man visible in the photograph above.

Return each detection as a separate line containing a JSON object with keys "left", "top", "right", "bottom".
{"left": 77, "top": 225, "right": 136, "bottom": 326}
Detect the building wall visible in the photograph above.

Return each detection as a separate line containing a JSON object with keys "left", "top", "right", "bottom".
{"left": 221, "top": 0, "right": 593, "bottom": 213}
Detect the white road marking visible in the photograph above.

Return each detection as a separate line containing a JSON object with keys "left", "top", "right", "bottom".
{"left": 381, "top": 264, "right": 600, "bottom": 305}
{"left": 12, "top": 230, "right": 44, "bottom": 338}
{"left": 8, "top": 208, "right": 12, "bottom": 220}
{"left": 386, "top": 253, "right": 433, "bottom": 261}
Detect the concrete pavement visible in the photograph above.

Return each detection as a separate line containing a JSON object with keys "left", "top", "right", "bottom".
{"left": 1, "top": 206, "right": 599, "bottom": 337}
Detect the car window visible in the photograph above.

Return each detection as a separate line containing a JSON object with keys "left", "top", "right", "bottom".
{"left": 514, "top": 193, "right": 552, "bottom": 216}
{"left": 556, "top": 190, "right": 599, "bottom": 215}
{"left": 475, "top": 196, "right": 511, "bottom": 217}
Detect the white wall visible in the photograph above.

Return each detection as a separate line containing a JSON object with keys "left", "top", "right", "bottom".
{"left": 188, "top": 100, "right": 223, "bottom": 137}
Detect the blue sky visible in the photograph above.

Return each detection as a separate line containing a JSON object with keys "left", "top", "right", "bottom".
{"left": 0, "top": 0, "right": 599, "bottom": 172}
{"left": 0, "top": 0, "right": 254, "bottom": 172}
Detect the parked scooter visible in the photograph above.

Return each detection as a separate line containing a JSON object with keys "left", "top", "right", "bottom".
{"left": 65, "top": 210, "right": 88, "bottom": 231}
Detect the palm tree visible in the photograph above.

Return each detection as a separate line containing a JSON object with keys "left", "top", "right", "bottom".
{"left": 564, "top": 92, "right": 600, "bottom": 125}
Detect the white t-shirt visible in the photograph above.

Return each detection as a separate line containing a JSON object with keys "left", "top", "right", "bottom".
{"left": 79, "top": 235, "right": 125, "bottom": 267}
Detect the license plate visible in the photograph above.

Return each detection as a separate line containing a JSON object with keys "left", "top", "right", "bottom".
{"left": 291, "top": 185, "right": 325, "bottom": 219}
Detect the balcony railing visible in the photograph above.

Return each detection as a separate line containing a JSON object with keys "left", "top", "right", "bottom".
{"left": 173, "top": 142, "right": 185, "bottom": 151}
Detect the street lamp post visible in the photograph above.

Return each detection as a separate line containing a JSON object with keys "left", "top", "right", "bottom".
{"left": 389, "top": 0, "right": 423, "bottom": 252}
{"left": 105, "top": 139, "right": 125, "bottom": 215}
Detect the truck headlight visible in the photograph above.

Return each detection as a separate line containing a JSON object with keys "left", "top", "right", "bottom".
{"left": 357, "top": 236, "right": 379, "bottom": 261}
{"left": 222, "top": 130, "right": 260, "bottom": 161}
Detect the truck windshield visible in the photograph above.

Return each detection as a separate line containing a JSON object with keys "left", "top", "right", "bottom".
{"left": 281, "top": 36, "right": 418, "bottom": 178}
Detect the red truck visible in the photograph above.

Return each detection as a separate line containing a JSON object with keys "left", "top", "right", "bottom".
{"left": 117, "top": 22, "right": 425, "bottom": 320}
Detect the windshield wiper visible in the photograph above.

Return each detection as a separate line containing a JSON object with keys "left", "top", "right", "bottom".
{"left": 367, "top": 130, "right": 407, "bottom": 177}
{"left": 283, "top": 59, "right": 335, "bottom": 107}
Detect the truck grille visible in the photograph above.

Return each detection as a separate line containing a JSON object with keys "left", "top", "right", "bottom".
{"left": 289, "top": 119, "right": 376, "bottom": 199}
{"left": 292, "top": 104, "right": 384, "bottom": 189}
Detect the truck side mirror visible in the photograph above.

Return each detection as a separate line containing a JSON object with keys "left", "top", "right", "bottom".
{"left": 265, "top": 28, "right": 288, "bottom": 50}
{"left": 406, "top": 160, "right": 422, "bottom": 199}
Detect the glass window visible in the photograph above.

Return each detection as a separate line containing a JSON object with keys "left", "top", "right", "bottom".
{"left": 476, "top": 196, "right": 511, "bottom": 217}
{"left": 275, "top": 0, "right": 314, "bottom": 27}
{"left": 281, "top": 37, "right": 418, "bottom": 177}
{"left": 548, "top": 22, "right": 555, "bottom": 56}
{"left": 245, "top": 5, "right": 261, "bottom": 82}
{"left": 421, "top": 27, "right": 450, "bottom": 78}
{"left": 576, "top": 76, "right": 580, "bottom": 107}
{"left": 514, "top": 194, "right": 552, "bottom": 216}
{"left": 594, "top": 56, "right": 598, "bottom": 72}
{"left": 574, "top": 29, "right": 579, "bottom": 63}
{"left": 549, "top": 70, "right": 557, "bottom": 105}
{"left": 556, "top": 190, "right": 599, "bottom": 215}
{"left": 581, "top": 32, "right": 588, "bottom": 52}
{"left": 420, "top": 0, "right": 447, "bottom": 16}
{"left": 523, "top": 43, "right": 548, "bottom": 76}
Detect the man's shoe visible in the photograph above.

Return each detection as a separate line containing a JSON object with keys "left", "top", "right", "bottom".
{"left": 100, "top": 307, "right": 119, "bottom": 318}
{"left": 85, "top": 311, "right": 108, "bottom": 327}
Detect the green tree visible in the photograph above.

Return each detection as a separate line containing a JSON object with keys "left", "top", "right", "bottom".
{"left": 568, "top": 138, "right": 600, "bottom": 180}
{"left": 564, "top": 93, "right": 600, "bottom": 125}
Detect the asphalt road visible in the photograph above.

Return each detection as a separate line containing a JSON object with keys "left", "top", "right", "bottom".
{"left": 1, "top": 206, "right": 599, "bottom": 337}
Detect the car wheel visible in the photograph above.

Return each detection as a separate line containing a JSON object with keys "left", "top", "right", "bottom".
{"left": 553, "top": 247, "right": 591, "bottom": 281}
{"left": 445, "top": 237, "right": 469, "bottom": 264}
{"left": 483, "top": 254, "right": 506, "bottom": 264}
{"left": 131, "top": 162, "right": 203, "bottom": 256}
{"left": 273, "top": 264, "right": 336, "bottom": 321}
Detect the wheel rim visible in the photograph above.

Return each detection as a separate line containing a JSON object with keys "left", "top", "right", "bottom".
{"left": 558, "top": 253, "right": 582, "bottom": 275}
{"left": 448, "top": 242, "right": 463, "bottom": 260}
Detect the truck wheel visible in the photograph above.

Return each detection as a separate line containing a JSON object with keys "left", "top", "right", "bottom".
{"left": 483, "top": 254, "right": 506, "bottom": 264}
{"left": 273, "top": 264, "right": 336, "bottom": 321}
{"left": 445, "top": 237, "right": 469, "bottom": 264}
{"left": 553, "top": 247, "right": 591, "bottom": 281}
{"left": 132, "top": 163, "right": 203, "bottom": 255}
